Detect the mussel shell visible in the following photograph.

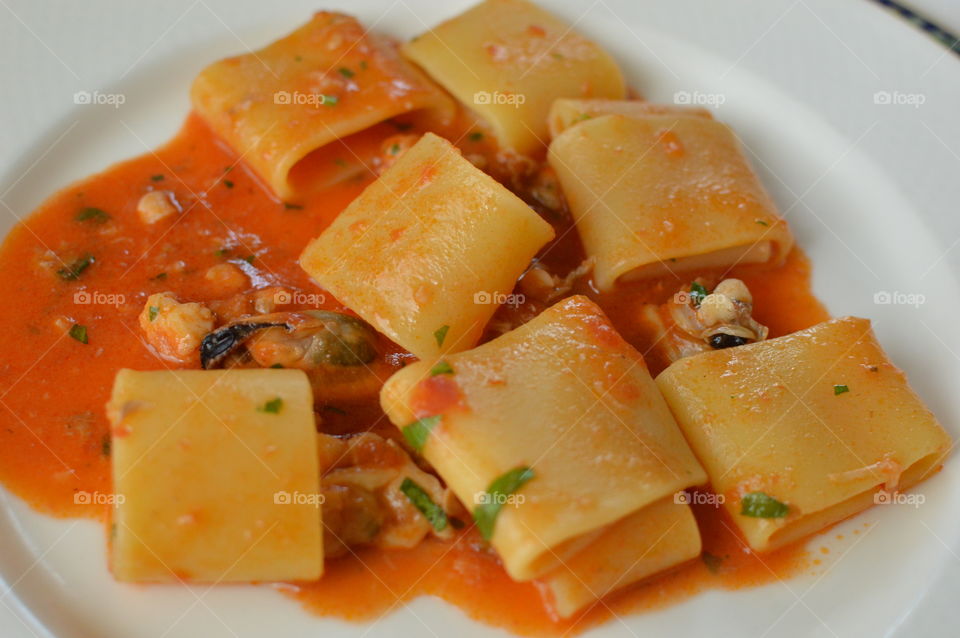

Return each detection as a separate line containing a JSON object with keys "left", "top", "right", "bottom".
{"left": 200, "top": 321, "right": 289, "bottom": 369}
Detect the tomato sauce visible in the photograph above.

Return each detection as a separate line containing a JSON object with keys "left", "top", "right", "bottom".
{"left": 0, "top": 113, "right": 830, "bottom": 635}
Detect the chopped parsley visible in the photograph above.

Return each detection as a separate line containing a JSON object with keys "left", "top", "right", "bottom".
{"left": 469, "top": 131, "right": 484, "bottom": 142}
{"left": 474, "top": 467, "right": 535, "bottom": 540}
{"left": 400, "top": 477, "right": 447, "bottom": 531}
{"left": 333, "top": 158, "right": 348, "bottom": 167}
{"left": 214, "top": 248, "right": 229, "bottom": 258}
{"left": 430, "top": 361, "right": 454, "bottom": 376}
{"left": 68, "top": 324, "right": 88, "bottom": 344}
{"left": 834, "top": 384, "right": 850, "bottom": 395}
{"left": 401, "top": 415, "right": 441, "bottom": 452}
{"left": 755, "top": 219, "right": 769, "bottom": 226}
{"left": 223, "top": 179, "right": 234, "bottom": 189}
{"left": 101, "top": 434, "right": 111, "bottom": 457}
{"left": 702, "top": 552, "right": 724, "bottom": 574}
{"left": 150, "top": 174, "right": 164, "bottom": 182}
{"left": 270, "top": 363, "right": 284, "bottom": 369}
{"left": 389, "top": 143, "right": 401, "bottom": 155}
{"left": 75, "top": 207, "right": 110, "bottom": 224}
{"left": 359, "top": 60, "right": 368, "bottom": 70}
{"left": 284, "top": 202, "right": 304, "bottom": 210}
{"left": 338, "top": 67, "right": 355, "bottom": 79}
{"left": 433, "top": 325, "right": 450, "bottom": 348}
{"left": 258, "top": 397, "right": 283, "bottom": 414}
{"left": 243, "top": 255, "right": 255, "bottom": 264}
{"left": 740, "top": 492, "right": 789, "bottom": 518}
{"left": 150, "top": 272, "right": 167, "bottom": 281}
{"left": 322, "top": 405, "right": 347, "bottom": 416}
{"left": 690, "top": 281, "right": 709, "bottom": 306}
{"left": 57, "top": 254, "right": 94, "bottom": 281}
{"left": 148, "top": 306, "right": 159, "bottom": 322}
{"left": 323, "top": 94, "right": 339, "bottom": 106}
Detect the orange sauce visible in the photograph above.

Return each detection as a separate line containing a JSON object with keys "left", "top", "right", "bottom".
{"left": 0, "top": 113, "right": 828, "bottom": 635}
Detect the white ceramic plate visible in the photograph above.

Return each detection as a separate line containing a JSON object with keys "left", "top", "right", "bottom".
{"left": 1, "top": 1, "right": 959, "bottom": 636}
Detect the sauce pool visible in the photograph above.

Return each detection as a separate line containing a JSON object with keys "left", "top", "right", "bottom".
{"left": 0, "top": 113, "right": 829, "bottom": 635}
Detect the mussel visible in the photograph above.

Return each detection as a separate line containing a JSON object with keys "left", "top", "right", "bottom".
{"left": 200, "top": 310, "right": 388, "bottom": 403}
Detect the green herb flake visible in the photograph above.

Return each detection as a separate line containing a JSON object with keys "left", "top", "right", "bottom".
{"left": 333, "top": 158, "right": 348, "bottom": 167}
{"left": 834, "top": 384, "right": 850, "bottom": 395}
{"left": 223, "top": 179, "right": 234, "bottom": 189}
{"left": 755, "top": 219, "right": 769, "bottom": 226}
{"left": 214, "top": 248, "right": 229, "bottom": 258}
{"left": 469, "top": 131, "right": 484, "bottom": 142}
{"left": 322, "top": 405, "right": 347, "bottom": 416}
{"left": 430, "top": 361, "right": 454, "bottom": 376}
{"left": 244, "top": 255, "right": 255, "bottom": 264}
{"left": 57, "top": 254, "right": 94, "bottom": 281}
{"left": 68, "top": 324, "right": 88, "bottom": 344}
{"left": 400, "top": 477, "right": 447, "bottom": 531}
{"left": 294, "top": 55, "right": 303, "bottom": 62}
{"left": 702, "top": 552, "right": 724, "bottom": 574}
{"left": 284, "top": 202, "right": 304, "bottom": 210}
{"left": 338, "top": 67, "right": 355, "bottom": 79}
{"left": 433, "top": 325, "right": 450, "bottom": 348}
{"left": 150, "top": 174, "right": 165, "bottom": 182}
{"left": 389, "top": 143, "right": 401, "bottom": 155}
{"left": 323, "top": 94, "right": 339, "bottom": 106}
{"left": 259, "top": 397, "right": 283, "bottom": 414}
{"left": 402, "top": 415, "right": 441, "bottom": 452}
{"left": 75, "top": 207, "right": 110, "bottom": 224}
{"left": 270, "top": 363, "right": 284, "bottom": 369}
{"left": 148, "top": 306, "right": 159, "bottom": 322}
{"left": 690, "top": 281, "right": 709, "bottom": 305}
{"left": 740, "top": 492, "right": 789, "bottom": 518}
{"left": 359, "top": 60, "right": 368, "bottom": 70}
{"left": 474, "top": 467, "right": 535, "bottom": 540}
{"left": 101, "top": 434, "right": 112, "bottom": 457}
{"left": 151, "top": 272, "right": 167, "bottom": 281}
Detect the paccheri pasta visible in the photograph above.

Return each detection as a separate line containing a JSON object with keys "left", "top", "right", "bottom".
{"left": 0, "top": 0, "right": 949, "bottom": 633}
{"left": 380, "top": 295, "right": 707, "bottom": 615}
{"left": 548, "top": 111, "right": 794, "bottom": 290}
{"left": 656, "top": 316, "right": 951, "bottom": 552}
